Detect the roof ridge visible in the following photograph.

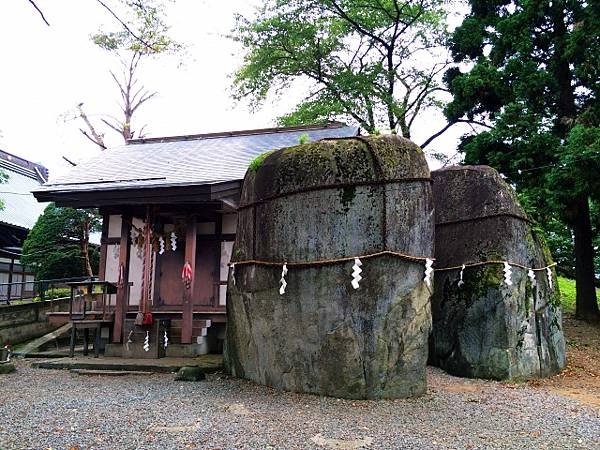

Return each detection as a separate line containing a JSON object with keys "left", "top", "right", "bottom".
{"left": 126, "top": 122, "right": 348, "bottom": 145}
{"left": 0, "top": 149, "right": 48, "bottom": 181}
{"left": 0, "top": 159, "right": 38, "bottom": 180}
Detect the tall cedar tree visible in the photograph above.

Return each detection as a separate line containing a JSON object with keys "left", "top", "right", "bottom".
{"left": 446, "top": 0, "right": 600, "bottom": 321}
{"left": 232, "top": 0, "right": 484, "bottom": 146}
{"left": 22, "top": 204, "right": 101, "bottom": 280}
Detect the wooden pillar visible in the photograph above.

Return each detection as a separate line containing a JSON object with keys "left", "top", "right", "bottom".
{"left": 98, "top": 213, "right": 109, "bottom": 280}
{"left": 182, "top": 217, "right": 197, "bottom": 344}
{"left": 112, "top": 215, "right": 131, "bottom": 343}
{"left": 6, "top": 258, "right": 14, "bottom": 302}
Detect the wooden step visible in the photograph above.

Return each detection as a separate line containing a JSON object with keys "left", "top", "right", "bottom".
{"left": 14, "top": 323, "right": 73, "bottom": 356}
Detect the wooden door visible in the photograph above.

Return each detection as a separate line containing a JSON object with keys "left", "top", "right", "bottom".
{"left": 193, "top": 238, "right": 219, "bottom": 307}
{"left": 157, "top": 247, "right": 184, "bottom": 307}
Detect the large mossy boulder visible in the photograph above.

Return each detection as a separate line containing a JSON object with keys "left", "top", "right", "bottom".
{"left": 430, "top": 166, "right": 566, "bottom": 380}
{"left": 224, "top": 135, "right": 434, "bottom": 399}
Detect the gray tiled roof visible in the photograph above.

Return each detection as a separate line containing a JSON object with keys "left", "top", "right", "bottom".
{"left": 0, "top": 160, "right": 47, "bottom": 230}
{"left": 36, "top": 124, "right": 359, "bottom": 194}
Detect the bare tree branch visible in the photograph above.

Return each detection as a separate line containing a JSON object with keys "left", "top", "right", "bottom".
{"left": 95, "top": 0, "right": 153, "bottom": 50}
{"left": 420, "top": 119, "right": 492, "bottom": 149}
{"left": 62, "top": 156, "right": 77, "bottom": 167}
{"left": 131, "top": 91, "right": 157, "bottom": 113}
{"left": 79, "top": 129, "right": 107, "bottom": 150}
{"left": 28, "top": 0, "right": 50, "bottom": 26}
{"left": 77, "top": 104, "right": 106, "bottom": 149}
{"left": 100, "top": 118, "right": 123, "bottom": 134}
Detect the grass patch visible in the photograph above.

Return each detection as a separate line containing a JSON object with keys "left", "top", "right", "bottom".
{"left": 558, "top": 276, "right": 600, "bottom": 314}
{"left": 3, "top": 287, "right": 72, "bottom": 305}
{"left": 248, "top": 150, "right": 274, "bottom": 172}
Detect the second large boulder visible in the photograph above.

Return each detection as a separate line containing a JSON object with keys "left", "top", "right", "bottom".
{"left": 430, "top": 166, "right": 566, "bottom": 380}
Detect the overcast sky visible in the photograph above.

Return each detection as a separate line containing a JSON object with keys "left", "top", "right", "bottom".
{"left": 0, "top": 0, "right": 468, "bottom": 180}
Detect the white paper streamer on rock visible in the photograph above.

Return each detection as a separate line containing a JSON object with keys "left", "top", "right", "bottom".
{"left": 279, "top": 263, "right": 288, "bottom": 295}
{"left": 231, "top": 263, "right": 236, "bottom": 286}
{"left": 546, "top": 267, "right": 553, "bottom": 290}
{"left": 351, "top": 257, "right": 363, "bottom": 290}
{"left": 458, "top": 264, "right": 465, "bottom": 287}
{"left": 503, "top": 262, "right": 513, "bottom": 286}
{"left": 423, "top": 258, "right": 434, "bottom": 287}
{"left": 159, "top": 236, "right": 165, "bottom": 255}
{"left": 527, "top": 268, "right": 536, "bottom": 287}
{"left": 143, "top": 331, "right": 150, "bottom": 352}
{"left": 163, "top": 330, "right": 169, "bottom": 349}
{"left": 170, "top": 231, "right": 177, "bottom": 251}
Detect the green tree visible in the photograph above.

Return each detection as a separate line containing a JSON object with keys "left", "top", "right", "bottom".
{"left": 0, "top": 170, "right": 8, "bottom": 211}
{"left": 22, "top": 204, "right": 101, "bottom": 280}
{"left": 76, "top": 0, "right": 181, "bottom": 148}
{"left": 232, "top": 0, "right": 476, "bottom": 145}
{"left": 446, "top": 0, "right": 600, "bottom": 320}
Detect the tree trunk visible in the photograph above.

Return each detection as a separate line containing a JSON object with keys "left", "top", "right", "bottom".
{"left": 81, "top": 220, "right": 94, "bottom": 277}
{"left": 551, "top": 1, "right": 598, "bottom": 321}
{"left": 82, "top": 241, "right": 93, "bottom": 277}
{"left": 571, "top": 195, "right": 599, "bottom": 321}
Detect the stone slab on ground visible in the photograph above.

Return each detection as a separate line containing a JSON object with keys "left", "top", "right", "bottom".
{"left": 31, "top": 354, "right": 223, "bottom": 374}
{"left": 70, "top": 369, "right": 155, "bottom": 376}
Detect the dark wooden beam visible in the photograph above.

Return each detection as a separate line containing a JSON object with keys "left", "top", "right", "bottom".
{"left": 6, "top": 258, "right": 14, "bottom": 302}
{"left": 98, "top": 213, "right": 109, "bottom": 280}
{"left": 34, "top": 184, "right": 223, "bottom": 208}
{"left": 112, "top": 215, "right": 131, "bottom": 343}
{"left": 181, "top": 217, "right": 197, "bottom": 344}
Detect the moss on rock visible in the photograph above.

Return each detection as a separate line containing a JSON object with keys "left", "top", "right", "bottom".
{"left": 226, "top": 136, "right": 433, "bottom": 399}
{"left": 0, "top": 363, "right": 16, "bottom": 374}
{"left": 430, "top": 166, "right": 566, "bottom": 381}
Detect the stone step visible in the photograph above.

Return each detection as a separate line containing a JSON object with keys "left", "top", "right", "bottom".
{"left": 32, "top": 354, "right": 223, "bottom": 373}
{"left": 71, "top": 369, "right": 155, "bottom": 376}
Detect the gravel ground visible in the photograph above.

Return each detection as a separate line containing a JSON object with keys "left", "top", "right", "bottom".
{"left": 0, "top": 361, "right": 598, "bottom": 450}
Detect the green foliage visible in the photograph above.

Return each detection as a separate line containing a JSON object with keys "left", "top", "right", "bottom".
{"left": 36, "top": 287, "right": 71, "bottom": 301}
{"left": 248, "top": 150, "right": 274, "bottom": 172}
{"left": 559, "top": 277, "right": 600, "bottom": 314}
{"left": 558, "top": 276, "right": 577, "bottom": 313}
{"left": 0, "top": 169, "right": 8, "bottom": 211}
{"left": 84, "top": 0, "right": 182, "bottom": 143}
{"left": 231, "top": 0, "right": 450, "bottom": 139}
{"left": 447, "top": 0, "right": 600, "bottom": 199}
{"left": 298, "top": 133, "right": 311, "bottom": 145}
{"left": 92, "top": 0, "right": 181, "bottom": 56}
{"left": 447, "top": 0, "right": 600, "bottom": 318}
{"left": 22, "top": 204, "right": 101, "bottom": 280}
